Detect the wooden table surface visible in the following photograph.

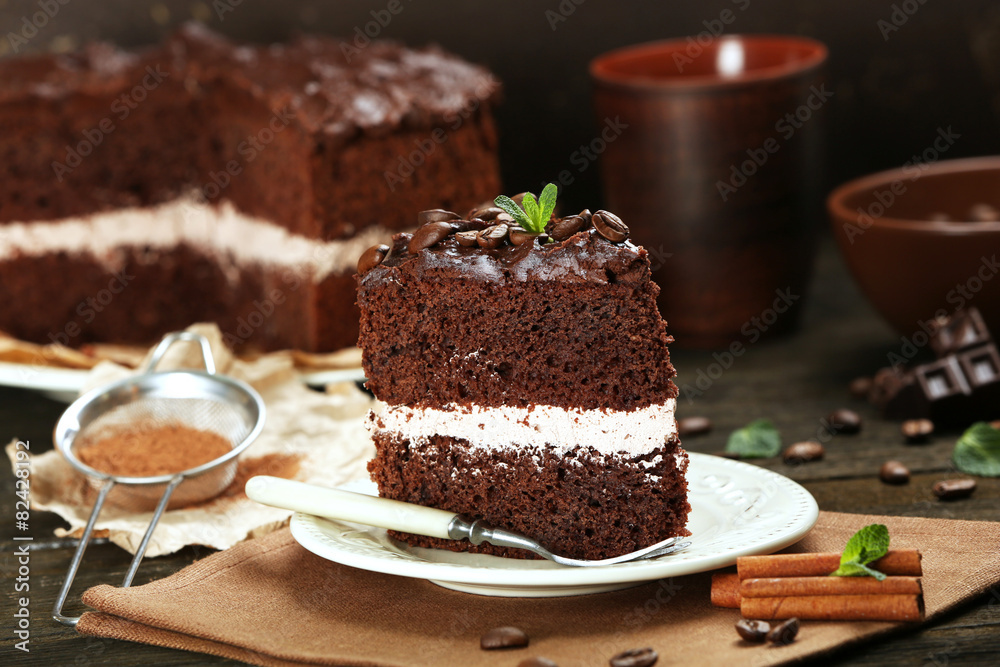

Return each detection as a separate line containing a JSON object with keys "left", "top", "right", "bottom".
{"left": 3, "top": 237, "right": 999, "bottom": 666}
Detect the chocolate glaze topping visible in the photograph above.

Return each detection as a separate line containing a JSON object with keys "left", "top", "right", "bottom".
{"left": 0, "top": 22, "right": 501, "bottom": 140}
{"left": 359, "top": 206, "right": 644, "bottom": 285}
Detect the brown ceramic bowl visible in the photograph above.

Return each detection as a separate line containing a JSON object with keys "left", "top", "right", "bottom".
{"left": 591, "top": 35, "right": 828, "bottom": 348}
{"left": 828, "top": 156, "right": 1000, "bottom": 337}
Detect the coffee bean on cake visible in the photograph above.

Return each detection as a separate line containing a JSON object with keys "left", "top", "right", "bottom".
{"left": 593, "top": 210, "right": 629, "bottom": 242}
{"left": 409, "top": 222, "right": 456, "bottom": 253}
{"left": 469, "top": 206, "right": 506, "bottom": 221}
{"left": 549, "top": 215, "right": 586, "bottom": 241}
{"left": 417, "top": 209, "right": 460, "bottom": 224}
{"left": 480, "top": 626, "right": 529, "bottom": 650}
{"left": 609, "top": 647, "right": 658, "bottom": 667}
{"left": 477, "top": 224, "right": 509, "bottom": 249}
{"left": 357, "top": 244, "right": 390, "bottom": 276}
{"left": 510, "top": 228, "right": 546, "bottom": 246}
{"left": 578, "top": 208, "right": 593, "bottom": 224}
{"left": 456, "top": 230, "right": 480, "bottom": 247}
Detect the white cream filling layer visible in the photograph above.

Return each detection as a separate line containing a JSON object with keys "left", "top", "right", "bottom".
{"left": 0, "top": 197, "right": 393, "bottom": 281}
{"left": 371, "top": 399, "right": 678, "bottom": 458}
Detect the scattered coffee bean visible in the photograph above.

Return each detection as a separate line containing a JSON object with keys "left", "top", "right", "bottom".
{"left": 480, "top": 626, "right": 529, "bottom": 650}
{"left": 578, "top": 208, "right": 593, "bottom": 224}
{"left": 969, "top": 203, "right": 1000, "bottom": 222}
{"left": 592, "top": 210, "right": 629, "bottom": 243}
{"left": 848, "top": 376, "right": 873, "bottom": 400}
{"left": 469, "top": 206, "right": 505, "bottom": 221}
{"left": 677, "top": 416, "right": 712, "bottom": 437}
{"left": 609, "top": 647, "right": 657, "bottom": 667}
{"left": 901, "top": 419, "right": 934, "bottom": 443}
{"left": 783, "top": 441, "right": 825, "bottom": 464}
{"left": 511, "top": 192, "right": 529, "bottom": 206}
{"left": 510, "top": 227, "right": 546, "bottom": 246}
{"left": 416, "top": 209, "right": 460, "bottom": 225}
{"left": 408, "top": 222, "right": 455, "bottom": 253}
{"left": 455, "top": 230, "right": 480, "bottom": 247}
{"left": 991, "top": 420, "right": 1000, "bottom": 429}
{"left": 357, "top": 244, "right": 390, "bottom": 275}
{"left": 549, "top": 215, "right": 586, "bottom": 241}
{"left": 767, "top": 617, "right": 799, "bottom": 645}
{"left": 933, "top": 478, "right": 976, "bottom": 501}
{"left": 465, "top": 199, "right": 493, "bottom": 218}
{"left": 477, "top": 224, "right": 509, "bottom": 249}
{"left": 826, "top": 408, "right": 862, "bottom": 434}
{"left": 496, "top": 211, "right": 514, "bottom": 224}
{"left": 879, "top": 460, "right": 910, "bottom": 485}
{"left": 518, "top": 658, "right": 558, "bottom": 667}
{"left": 735, "top": 619, "right": 770, "bottom": 643}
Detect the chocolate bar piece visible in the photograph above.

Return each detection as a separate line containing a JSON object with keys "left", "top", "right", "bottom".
{"left": 930, "top": 308, "right": 991, "bottom": 356}
{"left": 872, "top": 309, "right": 1000, "bottom": 424}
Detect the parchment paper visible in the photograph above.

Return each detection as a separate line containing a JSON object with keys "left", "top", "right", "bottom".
{"left": 5, "top": 324, "right": 376, "bottom": 557}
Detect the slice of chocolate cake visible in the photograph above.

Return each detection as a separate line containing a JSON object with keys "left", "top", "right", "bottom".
{"left": 357, "top": 189, "right": 689, "bottom": 560}
{"left": 0, "top": 24, "right": 500, "bottom": 352}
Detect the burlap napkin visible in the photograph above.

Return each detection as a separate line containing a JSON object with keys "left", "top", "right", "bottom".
{"left": 75, "top": 511, "right": 1000, "bottom": 666}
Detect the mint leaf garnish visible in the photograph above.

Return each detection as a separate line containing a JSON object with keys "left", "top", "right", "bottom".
{"left": 494, "top": 195, "right": 531, "bottom": 228}
{"left": 830, "top": 523, "right": 889, "bottom": 581}
{"left": 494, "top": 184, "right": 558, "bottom": 234}
{"left": 724, "top": 419, "right": 781, "bottom": 458}
{"left": 522, "top": 192, "right": 540, "bottom": 223}
{"left": 538, "top": 183, "right": 558, "bottom": 223}
{"left": 952, "top": 422, "right": 1000, "bottom": 477}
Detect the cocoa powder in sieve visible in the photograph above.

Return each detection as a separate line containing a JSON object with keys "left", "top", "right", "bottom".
{"left": 77, "top": 424, "right": 232, "bottom": 477}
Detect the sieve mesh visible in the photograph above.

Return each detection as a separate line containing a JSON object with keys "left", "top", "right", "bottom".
{"left": 69, "top": 392, "right": 261, "bottom": 510}
{"left": 73, "top": 396, "right": 255, "bottom": 455}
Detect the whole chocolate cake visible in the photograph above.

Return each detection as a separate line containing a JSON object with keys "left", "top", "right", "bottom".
{"left": 0, "top": 23, "right": 500, "bottom": 351}
{"left": 357, "top": 192, "right": 689, "bottom": 560}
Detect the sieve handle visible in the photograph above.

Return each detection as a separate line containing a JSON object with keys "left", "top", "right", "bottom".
{"left": 246, "top": 476, "right": 457, "bottom": 540}
{"left": 143, "top": 331, "right": 217, "bottom": 375}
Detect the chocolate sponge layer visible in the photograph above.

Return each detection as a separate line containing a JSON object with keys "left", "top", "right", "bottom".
{"left": 358, "top": 263, "right": 677, "bottom": 411}
{"left": 368, "top": 431, "right": 691, "bottom": 561}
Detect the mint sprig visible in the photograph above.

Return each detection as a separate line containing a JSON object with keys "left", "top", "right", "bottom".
{"left": 952, "top": 422, "right": 1000, "bottom": 477}
{"left": 725, "top": 419, "right": 781, "bottom": 458}
{"left": 495, "top": 183, "right": 558, "bottom": 234}
{"left": 830, "top": 523, "right": 890, "bottom": 581}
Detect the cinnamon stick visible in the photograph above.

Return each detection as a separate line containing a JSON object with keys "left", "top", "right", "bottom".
{"left": 741, "top": 576, "right": 922, "bottom": 598}
{"left": 710, "top": 573, "right": 740, "bottom": 608}
{"left": 741, "top": 594, "right": 924, "bottom": 622}
{"left": 737, "top": 550, "right": 922, "bottom": 579}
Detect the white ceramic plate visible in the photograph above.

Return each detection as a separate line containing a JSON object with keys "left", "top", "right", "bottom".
{"left": 290, "top": 452, "right": 819, "bottom": 597}
{"left": 0, "top": 362, "right": 366, "bottom": 403}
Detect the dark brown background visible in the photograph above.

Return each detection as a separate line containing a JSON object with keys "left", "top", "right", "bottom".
{"left": 2, "top": 0, "right": 998, "bottom": 212}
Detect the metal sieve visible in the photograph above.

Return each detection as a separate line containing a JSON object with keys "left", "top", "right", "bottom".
{"left": 51, "top": 331, "right": 266, "bottom": 627}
